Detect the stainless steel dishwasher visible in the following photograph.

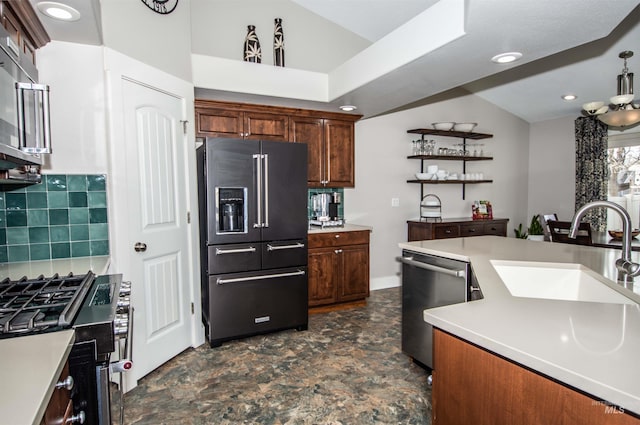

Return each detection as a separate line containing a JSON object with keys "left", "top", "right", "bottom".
{"left": 397, "top": 249, "right": 483, "bottom": 369}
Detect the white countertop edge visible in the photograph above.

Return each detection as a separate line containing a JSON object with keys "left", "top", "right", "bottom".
{"left": 308, "top": 223, "right": 373, "bottom": 234}
{"left": 425, "top": 311, "right": 640, "bottom": 414}
{"left": 398, "top": 241, "right": 470, "bottom": 262}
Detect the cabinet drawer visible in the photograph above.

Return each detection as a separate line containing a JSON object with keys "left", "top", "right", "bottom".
{"left": 460, "top": 223, "right": 484, "bottom": 237}
{"left": 433, "top": 224, "right": 460, "bottom": 239}
{"left": 309, "top": 230, "right": 370, "bottom": 248}
{"left": 484, "top": 222, "right": 507, "bottom": 236}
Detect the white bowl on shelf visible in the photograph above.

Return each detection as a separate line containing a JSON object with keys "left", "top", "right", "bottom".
{"left": 453, "top": 122, "right": 477, "bottom": 132}
{"left": 432, "top": 122, "right": 455, "bottom": 131}
{"left": 415, "top": 172, "right": 433, "bottom": 180}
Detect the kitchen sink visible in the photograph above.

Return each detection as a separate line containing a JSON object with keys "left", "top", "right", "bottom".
{"left": 490, "top": 260, "right": 637, "bottom": 305}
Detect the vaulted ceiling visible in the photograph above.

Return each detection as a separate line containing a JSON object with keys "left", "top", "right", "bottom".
{"left": 29, "top": 0, "right": 640, "bottom": 123}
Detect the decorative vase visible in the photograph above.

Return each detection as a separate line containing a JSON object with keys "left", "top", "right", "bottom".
{"left": 243, "top": 25, "right": 262, "bottom": 63}
{"left": 273, "top": 18, "right": 285, "bottom": 67}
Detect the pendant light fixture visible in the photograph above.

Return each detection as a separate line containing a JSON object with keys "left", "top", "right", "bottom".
{"left": 582, "top": 51, "right": 640, "bottom": 129}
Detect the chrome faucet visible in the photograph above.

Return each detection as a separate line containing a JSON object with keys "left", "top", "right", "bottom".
{"left": 570, "top": 200, "right": 640, "bottom": 284}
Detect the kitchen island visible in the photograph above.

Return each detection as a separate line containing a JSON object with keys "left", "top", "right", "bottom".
{"left": 399, "top": 236, "right": 640, "bottom": 422}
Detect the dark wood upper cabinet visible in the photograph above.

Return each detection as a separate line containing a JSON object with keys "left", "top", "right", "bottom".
{"left": 0, "top": 0, "right": 49, "bottom": 66}
{"left": 196, "top": 100, "right": 361, "bottom": 187}
{"left": 195, "top": 106, "right": 288, "bottom": 141}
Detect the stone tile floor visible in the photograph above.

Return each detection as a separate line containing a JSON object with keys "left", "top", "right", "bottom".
{"left": 119, "top": 287, "right": 432, "bottom": 424}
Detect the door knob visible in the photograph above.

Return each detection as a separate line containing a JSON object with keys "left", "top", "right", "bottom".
{"left": 134, "top": 242, "right": 147, "bottom": 252}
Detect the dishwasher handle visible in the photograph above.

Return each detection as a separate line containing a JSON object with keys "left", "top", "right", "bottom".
{"left": 396, "top": 256, "right": 467, "bottom": 279}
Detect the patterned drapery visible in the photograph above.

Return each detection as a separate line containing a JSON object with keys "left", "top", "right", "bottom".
{"left": 575, "top": 116, "right": 609, "bottom": 231}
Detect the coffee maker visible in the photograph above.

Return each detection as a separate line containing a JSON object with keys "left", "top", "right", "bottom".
{"left": 310, "top": 192, "right": 344, "bottom": 227}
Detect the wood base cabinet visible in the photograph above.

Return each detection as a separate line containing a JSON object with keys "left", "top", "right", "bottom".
{"left": 308, "top": 230, "right": 370, "bottom": 309}
{"left": 407, "top": 218, "right": 508, "bottom": 242}
{"left": 433, "top": 329, "right": 640, "bottom": 425}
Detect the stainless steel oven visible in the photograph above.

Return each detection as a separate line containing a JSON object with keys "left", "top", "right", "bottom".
{"left": 0, "top": 272, "right": 132, "bottom": 425}
{"left": 0, "top": 24, "right": 50, "bottom": 179}
{"left": 397, "top": 250, "right": 483, "bottom": 369}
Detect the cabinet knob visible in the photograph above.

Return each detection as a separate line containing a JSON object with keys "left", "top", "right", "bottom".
{"left": 334, "top": 234, "right": 340, "bottom": 238}
{"left": 334, "top": 249, "right": 343, "bottom": 254}
{"left": 55, "top": 375, "right": 74, "bottom": 391}
{"left": 67, "top": 410, "right": 86, "bottom": 424}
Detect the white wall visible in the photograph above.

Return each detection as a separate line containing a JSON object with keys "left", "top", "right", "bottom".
{"left": 36, "top": 41, "right": 108, "bottom": 174}
{"left": 528, "top": 115, "right": 576, "bottom": 222}
{"left": 345, "top": 94, "right": 530, "bottom": 289}
{"left": 100, "top": 0, "right": 193, "bottom": 81}
{"left": 190, "top": 0, "right": 370, "bottom": 73}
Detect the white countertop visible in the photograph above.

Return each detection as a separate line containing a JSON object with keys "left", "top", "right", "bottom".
{"left": 0, "top": 330, "right": 75, "bottom": 425}
{"left": 0, "top": 255, "right": 110, "bottom": 280}
{"left": 399, "top": 236, "right": 640, "bottom": 415}
{"left": 308, "top": 223, "right": 372, "bottom": 234}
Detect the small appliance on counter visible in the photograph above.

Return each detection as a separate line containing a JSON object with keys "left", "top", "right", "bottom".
{"left": 310, "top": 192, "right": 344, "bottom": 227}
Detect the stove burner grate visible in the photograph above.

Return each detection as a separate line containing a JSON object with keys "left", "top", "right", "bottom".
{"left": 0, "top": 271, "right": 94, "bottom": 336}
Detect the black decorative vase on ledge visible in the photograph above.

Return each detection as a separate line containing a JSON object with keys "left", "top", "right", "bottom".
{"left": 274, "top": 18, "right": 285, "bottom": 67}
{"left": 243, "top": 25, "right": 262, "bottom": 63}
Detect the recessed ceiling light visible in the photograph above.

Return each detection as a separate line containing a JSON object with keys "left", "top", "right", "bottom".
{"left": 562, "top": 94, "right": 577, "bottom": 101}
{"left": 339, "top": 105, "right": 357, "bottom": 112}
{"left": 491, "top": 52, "right": 523, "bottom": 64}
{"left": 36, "top": 1, "right": 81, "bottom": 21}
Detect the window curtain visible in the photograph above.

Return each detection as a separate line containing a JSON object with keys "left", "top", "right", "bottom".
{"left": 575, "top": 116, "right": 609, "bottom": 231}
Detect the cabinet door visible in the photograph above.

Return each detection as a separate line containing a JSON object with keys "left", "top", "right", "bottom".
{"left": 484, "top": 221, "right": 507, "bottom": 236}
{"left": 1, "top": 4, "right": 20, "bottom": 49}
{"left": 324, "top": 119, "right": 355, "bottom": 187}
{"left": 196, "top": 108, "right": 243, "bottom": 138}
{"left": 244, "top": 111, "right": 289, "bottom": 141}
{"left": 408, "top": 222, "right": 433, "bottom": 241}
{"left": 338, "top": 244, "right": 370, "bottom": 302}
{"left": 460, "top": 222, "right": 484, "bottom": 237}
{"left": 308, "top": 247, "right": 338, "bottom": 306}
{"left": 433, "top": 224, "right": 460, "bottom": 239}
{"left": 290, "top": 116, "right": 324, "bottom": 186}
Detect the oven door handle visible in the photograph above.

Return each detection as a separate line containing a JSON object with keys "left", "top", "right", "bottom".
{"left": 396, "top": 256, "right": 466, "bottom": 279}
{"left": 216, "top": 269, "right": 305, "bottom": 285}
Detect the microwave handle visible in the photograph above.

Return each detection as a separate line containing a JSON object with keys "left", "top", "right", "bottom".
{"left": 15, "top": 82, "right": 52, "bottom": 154}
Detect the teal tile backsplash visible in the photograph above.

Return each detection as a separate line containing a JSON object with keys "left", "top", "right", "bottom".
{"left": 0, "top": 174, "right": 109, "bottom": 263}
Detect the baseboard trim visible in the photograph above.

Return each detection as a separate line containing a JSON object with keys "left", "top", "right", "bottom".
{"left": 370, "top": 275, "right": 400, "bottom": 291}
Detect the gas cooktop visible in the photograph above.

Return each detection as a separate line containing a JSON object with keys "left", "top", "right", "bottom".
{"left": 0, "top": 272, "right": 94, "bottom": 337}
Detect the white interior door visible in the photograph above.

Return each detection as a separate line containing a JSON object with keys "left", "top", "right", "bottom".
{"left": 121, "top": 79, "right": 193, "bottom": 381}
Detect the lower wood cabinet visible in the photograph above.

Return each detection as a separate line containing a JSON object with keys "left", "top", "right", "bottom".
{"left": 407, "top": 218, "right": 508, "bottom": 242}
{"left": 40, "top": 362, "right": 73, "bottom": 425}
{"left": 308, "top": 230, "right": 370, "bottom": 310}
{"left": 432, "top": 329, "right": 640, "bottom": 425}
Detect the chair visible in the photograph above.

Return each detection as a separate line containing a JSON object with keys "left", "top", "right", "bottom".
{"left": 541, "top": 214, "right": 558, "bottom": 241}
{"left": 547, "top": 220, "right": 593, "bottom": 245}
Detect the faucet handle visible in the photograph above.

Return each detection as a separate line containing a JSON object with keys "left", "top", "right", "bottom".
{"left": 615, "top": 258, "right": 640, "bottom": 277}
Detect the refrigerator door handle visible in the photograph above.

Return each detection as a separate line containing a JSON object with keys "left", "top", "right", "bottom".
{"left": 263, "top": 154, "right": 269, "bottom": 228}
{"left": 253, "top": 153, "right": 262, "bottom": 228}
{"left": 216, "top": 269, "right": 306, "bottom": 285}
{"left": 216, "top": 246, "right": 257, "bottom": 255}
{"left": 267, "top": 242, "right": 305, "bottom": 251}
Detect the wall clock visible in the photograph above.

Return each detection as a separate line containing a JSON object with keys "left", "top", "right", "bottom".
{"left": 141, "top": 0, "right": 178, "bottom": 15}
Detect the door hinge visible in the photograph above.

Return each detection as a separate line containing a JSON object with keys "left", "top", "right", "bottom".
{"left": 187, "top": 211, "right": 191, "bottom": 224}
{"left": 180, "top": 120, "right": 188, "bottom": 134}
{"left": 191, "top": 302, "right": 194, "bottom": 314}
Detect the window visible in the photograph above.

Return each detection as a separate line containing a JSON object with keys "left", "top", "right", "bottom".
{"left": 607, "top": 132, "right": 640, "bottom": 229}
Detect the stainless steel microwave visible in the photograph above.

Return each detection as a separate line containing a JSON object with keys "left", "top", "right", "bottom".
{"left": 0, "top": 25, "right": 51, "bottom": 175}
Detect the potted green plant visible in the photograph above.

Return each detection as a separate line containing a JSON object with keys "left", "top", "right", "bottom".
{"left": 526, "top": 214, "right": 545, "bottom": 241}
{"left": 513, "top": 223, "right": 528, "bottom": 239}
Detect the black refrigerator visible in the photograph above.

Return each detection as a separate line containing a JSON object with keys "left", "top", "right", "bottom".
{"left": 197, "top": 137, "right": 309, "bottom": 347}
